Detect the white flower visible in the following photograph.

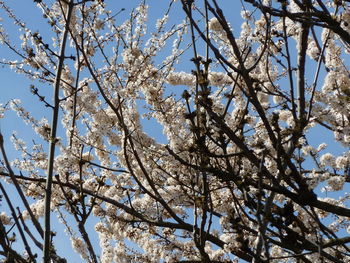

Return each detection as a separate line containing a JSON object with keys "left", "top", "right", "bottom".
{"left": 307, "top": 39, "right": 320, "bottom": 60}
{"left": 301, "top": 145, "right": 313, "bottom": 156}
{"left": 320, "top": 153, "right": 335, "bottom": 167}
{"left": 0, "top": 103, "right": 5, "bottom": 118}
{"left": 317, "top": 143, "right": 327, "bottom": 152}
{"left": 209, "top": 17, "right": 223, "bottom": 32}
{"left": 326, "top": 176, "right": 345, "bottom": 191}
{"left": 82, "top": 152, "right": 94, "bottom": 162}
{"left": 166, "top": 71, "right": 195, "bottom": 86}
{"left": 240, "top": 10, "right": 251, "bottom": 20}
{"left": 22, "top": 200, "right": 45, "bottom": 220}
{"left": 208, "top": 72, "right": 232, "bottom": 86}
{"left": 335, "top": 156, "right": 348, "bottom": 170}
{"left": 0, "top": 212, "right": 12, "bottom": 225}
{"left": 71, "top": 237, "right": 89, "bottom": 260}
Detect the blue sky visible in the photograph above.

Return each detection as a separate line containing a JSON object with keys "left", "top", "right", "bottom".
{"left": 1, "top": 0, "right": 349, "bottom": 262}
{"left": 0, "top": 1, "right": 204, "bottom": 261}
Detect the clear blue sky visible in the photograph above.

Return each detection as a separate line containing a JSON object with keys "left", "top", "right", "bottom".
{"left": 0, "top": 1, "right": 347, "bottom": 262}
{"left": 0, "top": 1, "right": 216, "bottom": 261}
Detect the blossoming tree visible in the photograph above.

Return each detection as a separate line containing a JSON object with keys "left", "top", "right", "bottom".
{"left": 0, "top": 0, "right": 350, "bottom": 262}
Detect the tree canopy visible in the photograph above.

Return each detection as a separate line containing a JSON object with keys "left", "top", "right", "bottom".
{"left": 0, "top": 0, "right": 350, "bottom": 262}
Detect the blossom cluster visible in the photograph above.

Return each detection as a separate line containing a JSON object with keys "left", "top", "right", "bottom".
{"left": 1, "top": 0, "right": 350, "bottom": 262}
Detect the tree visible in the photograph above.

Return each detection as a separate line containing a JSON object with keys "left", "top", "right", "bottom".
{"left": 0, "top": 0, "right": 350, "bottom": 262}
